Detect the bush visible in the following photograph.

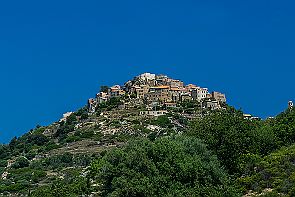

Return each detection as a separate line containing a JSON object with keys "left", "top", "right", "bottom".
{"left": 65, "top": 135, "right": 81, "bottom": 143}
{"left": 0, "top": 159, "right": 7, "bottom": 168}
{"left": 44, "top": 141, "right": 61, "bottom": 151}
{"left": 44, "top": 153, "right": 73, "bottom": 169}
{"left": 151, "top": 115, "right": 173, "bottom": 128}
{"left": 12, "top": 157, "right": 30, "bottom": 169}
{"left": 30, "top": 176, "right": 89, "bottom": 197}
{"left": 0, "top": 145, "right": 11, "bottom": 159}
{"left": 28, "top": 134, "right": 49, "bottom": 146}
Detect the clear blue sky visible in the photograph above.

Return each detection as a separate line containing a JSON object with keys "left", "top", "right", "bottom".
{"left": 0, "top": 0, "right": 294, "bottom": 143}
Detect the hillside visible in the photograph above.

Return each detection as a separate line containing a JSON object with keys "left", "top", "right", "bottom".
{"left": 0, "top": 73, "right": 295, "bottom": 197}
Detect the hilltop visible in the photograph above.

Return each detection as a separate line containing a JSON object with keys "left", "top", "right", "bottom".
{"left": 0, "top": 73, "right": 228, "bottom": 196}
{"left": 87, "top": 72, "right": 226, "bottom": 114}
{"left": 0, "top": 73, "right": 295, "bottom": 196}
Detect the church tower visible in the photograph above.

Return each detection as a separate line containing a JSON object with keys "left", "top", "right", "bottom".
{"left": 288, "top": 101, "right": 294, "bottom": 110}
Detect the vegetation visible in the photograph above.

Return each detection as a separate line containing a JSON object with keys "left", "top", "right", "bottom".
{"left": 187, "top": 107, "right": 278, "bottom": 174}
{"left": 239, "top": 144, "right": 295, "bottom": 196}
{"left": 89, "top": 136, "right": 240, "bottom": 197}
{"left": 1, "top": 96, "right": 295, "bottom": 197}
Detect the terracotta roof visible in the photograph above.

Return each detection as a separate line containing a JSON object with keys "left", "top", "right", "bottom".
{"left": 170, "top": 87, "right": 180, "bottom": 91}
{"left": 150, "top": 86, "right": 170, "bottom": 89}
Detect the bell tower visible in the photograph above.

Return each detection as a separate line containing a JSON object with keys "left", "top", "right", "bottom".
{"left": 288, "top": 101, "right": 294, "bottom": 110}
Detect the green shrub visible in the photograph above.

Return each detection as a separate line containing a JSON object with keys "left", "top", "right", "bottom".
{"left": 65, "top": 135, "right": 81, "bottom": 143}
{"left": 0, "top": 159, "right": 7, "bottom": 167}
{"left": 12, "top": 157, "right": 30, "bottom": 169}
{"left": 151, "top": 115, "right": 173, "bottom": 128}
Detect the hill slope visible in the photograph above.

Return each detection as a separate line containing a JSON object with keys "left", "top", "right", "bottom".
{"left": 0, "top": 73, "right": 294, "bottom": 197}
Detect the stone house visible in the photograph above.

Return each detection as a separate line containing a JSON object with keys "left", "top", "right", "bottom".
{"left": 108, "top": 85, "right": 125, "bottom": 98}
{"left": 185, "top": 84, "right": 199, "bottom": 92}
{"left": 180, "top": 93, "right": 192, "bottom": 102}
{"left": 139, "top": 73, "right": 156, "bottom": 81}
{"left": 191, "top": 88, "right": 209, "bottom": 101}
{"left": 169, "top": 87, "right": 181, "bottom": 102}
{"left": 96, "top": 92, "right": 109, "bottom": 103}
{"left": 212, "top": 91, "right": 226, "bottom": 103}
{"left": 88, "top": 98, "right": 97, "bottom": 113}
{"left": 168, "top": 79, "right": 184, "bottom": 88}
{"left": 131, "top": 85, "right": 149, "bottom": 99}
{"left": 145, "top": 86, "right": 171, "bottom": 103}
{"left": 145, "top": 91, "right": 171, "bottom": 103}
{"left": 202, "top": 99, "right": 221, "bottom": 110}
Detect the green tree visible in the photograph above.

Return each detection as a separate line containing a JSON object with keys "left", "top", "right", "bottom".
{"left": 152, "top": 115, "right": 173, "bottom": 128}
{"left": 12, "top": 157, "right": 30, "bottom": 169}
{"left": 239, "top": 144, "right": 295, "bottom": 196}
{"left": 187, "top": 107, "right": 277, "bottom": 174}
{"left": 90, "top": 136, "right": 240, "bottom": 197}
{"left": 28, "top": 134, "right": 49, "bottom": 146}
{"left": 271, "top": 109, "right": 295, "bottom": 146}
{"left": 100, "top": 86, "right": 109, "bottom": 93}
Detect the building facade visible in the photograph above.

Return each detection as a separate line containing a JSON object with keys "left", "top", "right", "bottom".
{"left": 212, "top": 91, "right": 226, "bottom": 103}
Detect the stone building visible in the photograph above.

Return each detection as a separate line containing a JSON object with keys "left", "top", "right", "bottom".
{"left": 202, "top": 99, "right": 221, "bottom": 110}
{"left": 87, "top": 73, "right": 228, "bottom": 114}
{"left": 155, "top": 75, "right": 184, "bottom": 88}
{"left": 155, "top": 75, "right": 169, "bottom": 86}
{"left": 108, "top": 85, "right": 125, "bottom": 98}
{"left": 191, "top": 88, "right": 209, "bottom": 101}
{"left": 96, "top": 92, "right": 109, "bottom": 103}
{"left": 139, "top": 73, "right": 156, "bottom": 81}
{"left": 88, "top": 98, "right": 97, "bottom": 113}
{"left": 145, "top": 86, "right": 171, "bottom": 103}
{"left": 185, "top": 84, "right": 198, "bottom": 92}
{"left": 289, "top": 101, "right": 294, "bottom": 109}
{"left": 169, "top": 87, "right": 181, "bottom": 102}
{"left": 167, "top": 79, "right": 184, "bottom": 88}
{"left": 131, "top": 85, "right": 149, "bottom": 99}
{"left": 180, "top": 93, "right": 192, "bottom": 102}
{"left": 212, "top": 91, "right": 226, "bottom": 103}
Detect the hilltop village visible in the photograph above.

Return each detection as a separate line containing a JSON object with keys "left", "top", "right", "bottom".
{"left": 87, "top": 73, "right": 226, "bottom": 116}
{"left": 2, "top": 73, "right": 295, "bottom": 197}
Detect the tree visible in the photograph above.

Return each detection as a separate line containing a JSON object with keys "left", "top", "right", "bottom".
{"left": 28, "top": 134, "right": 49, "bottom": 146}
{"left": 271, "top": 109, "right": 295, "bottom": 146}
{"left": 187, "top": 107, "right": 276, "bottom": 174}
{"left": 152, "top": 115, "right": 173, "bottom": 128}
{"left": 100, "top": 86, "right": 109, "bottom": 93}
{"left": 239, "top": 144, "right": 295, "bottom": 196}
{"left": 90, "top": 136, "right": 240, "bottom": 197}
{"left": 12, "top": 157, "right": 30, "bottom": 169}
{"left": 0, "top": 144, "right": 10, "bottom": 159}
{"left": 66, "top": 114, "right": 77, "bottom": 125}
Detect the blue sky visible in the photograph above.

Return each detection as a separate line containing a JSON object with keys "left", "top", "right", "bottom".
{"left": 0, "top": 0, "right": 294, "bottom": 143}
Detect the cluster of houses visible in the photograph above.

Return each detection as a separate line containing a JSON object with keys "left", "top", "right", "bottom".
{"left": 88, "top": 73, "right": 227, "bottom": 114}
